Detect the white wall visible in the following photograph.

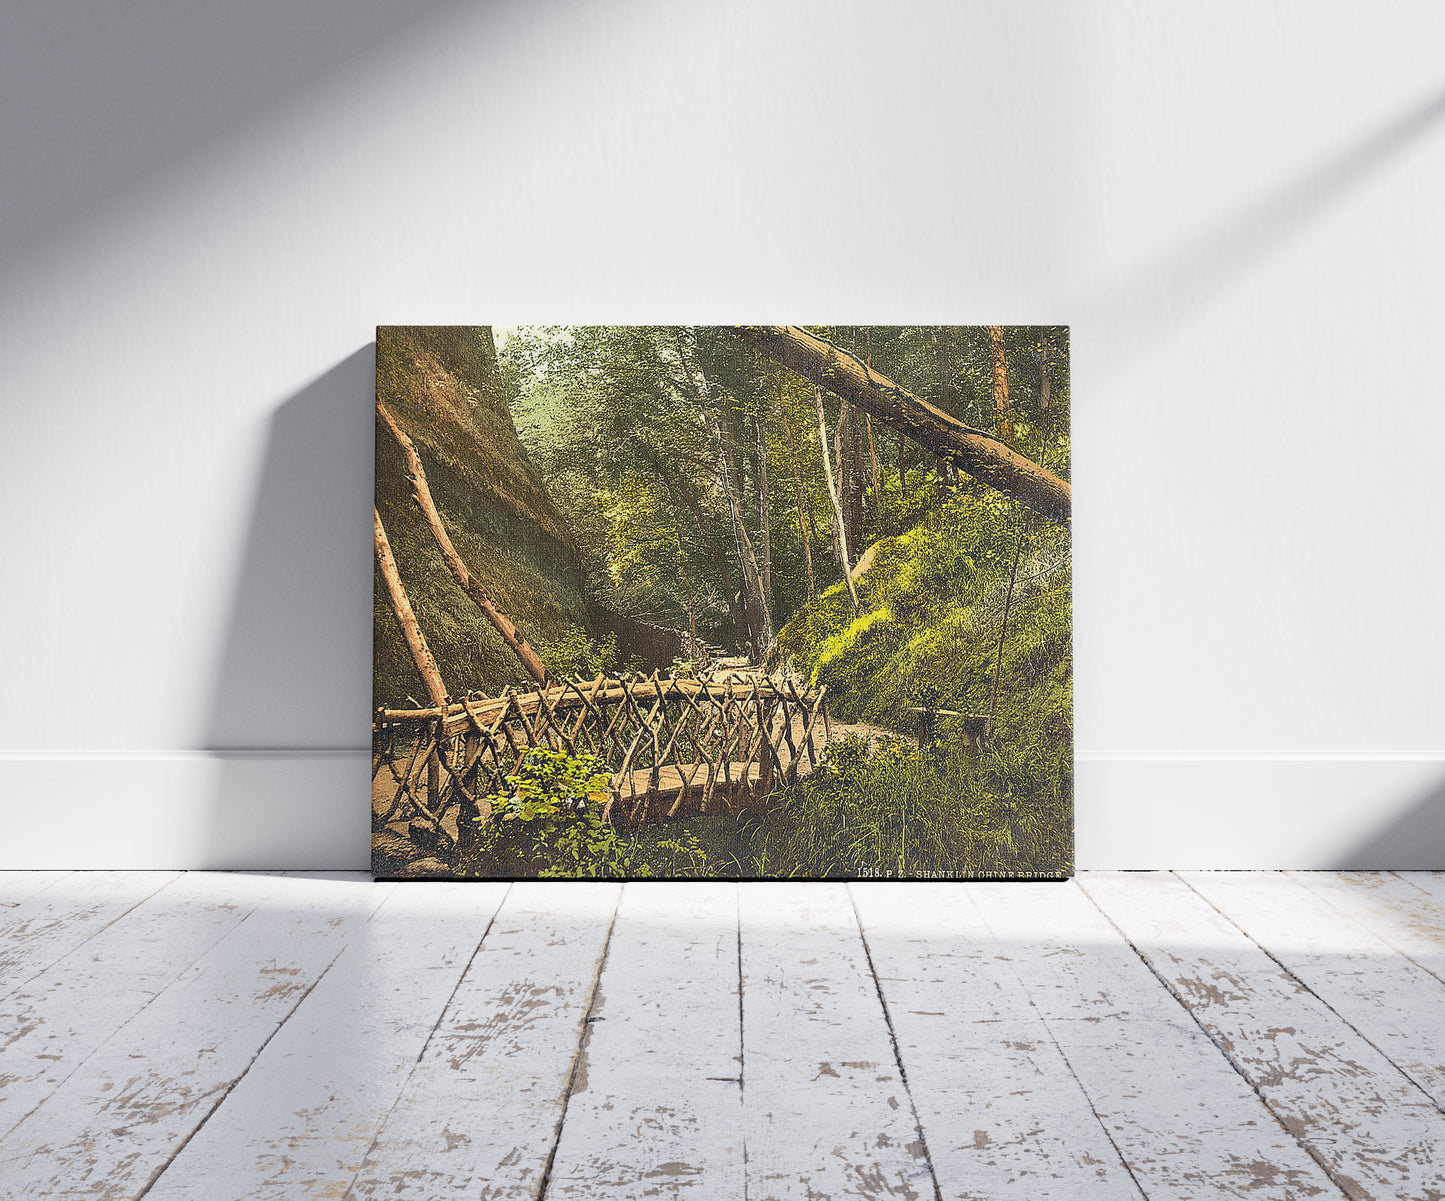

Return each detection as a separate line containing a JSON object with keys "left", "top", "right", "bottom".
{"left": 3, "top": 0, "right": 1442, "bottom": 869}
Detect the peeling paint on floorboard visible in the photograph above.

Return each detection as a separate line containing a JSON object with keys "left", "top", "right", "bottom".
{"left": 0, "top": 872, "right": 1442, "bottom": 1201}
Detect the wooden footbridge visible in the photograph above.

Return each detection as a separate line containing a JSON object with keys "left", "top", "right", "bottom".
{"left": 373, "top": 670, "right": 830, "bottom": 852}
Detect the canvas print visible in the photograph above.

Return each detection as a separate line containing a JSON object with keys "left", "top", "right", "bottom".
{"left": 373, "top": 326, "right": 1072, "bottom": 879}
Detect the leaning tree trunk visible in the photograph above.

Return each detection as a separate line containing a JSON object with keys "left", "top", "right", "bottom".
{"left": 730, "top": 326, "right": 1071, "bottom": 526}
{"left": 986, "top": 325, "right": 1014, "bottom": 444}
{"left": 374, "top": 508, "right": 448, "bottom": 708}
{"left": 377, "top": 403, "right": 548, "bottom": 685}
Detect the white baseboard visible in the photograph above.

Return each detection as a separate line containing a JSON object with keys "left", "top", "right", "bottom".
{"left": 1076, "top": 753, "right": 1445, "bottom": 869}
{"left": 0, "top": 751, "right": 369, "bottom": 870}
{"left": 1, "top": 752, "right": 1441, "bottom": 870}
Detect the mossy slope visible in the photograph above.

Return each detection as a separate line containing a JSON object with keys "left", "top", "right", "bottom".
{"left": 374, "top": 326, "right": 589, "bottom": 705}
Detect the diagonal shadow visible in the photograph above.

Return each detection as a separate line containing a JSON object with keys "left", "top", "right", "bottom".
{"left": 0, "top": 0, "right": 474, "bottom": 277}
{"left": 1079, "top": 81, "right": 1445, "bottom": 373}
{"left": 200, "top": 347, "right": 376, "bottom": 868}
{"left": 1335, "top": 771, "right": 1445, "bottom": 870}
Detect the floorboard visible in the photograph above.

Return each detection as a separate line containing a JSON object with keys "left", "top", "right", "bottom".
{"left": 0, "top": 871, "right": 288, "bottom": 1140}
{"left": 1183, "top": 871, "right": 1445, "bottom": 1112}
{"left": 144, "top": 880, "right": 510, "bottom": 1200}
{"left": 345, "top": 881, "right": 620, "bottom": 1199}
{"left": 1085, "top": 871, "right": 1445, "bottom": 1198}
{"left": 0, "top": 871, "right": 182, "bottom": 1002}
{"left": 852, "top": 882, "right": 1143, "bottom": 1200}
{"left": 980, "top": 881, "right": 1342, "bottom": 1199}
{"left": 1289, "top": 871, "right": 1445, "bottom": 985}
{"left": 740, "top": 882, "right": 937, "bottom": 1200}
{"left": 1, "top": 872, "right": 1443, "bottom": 1200}
{"left": 543, "top": 882, "right": 744, "bottom": 1199}
{"left": 0, "top": 870, "right": 68, "bottom": 908}
{"left": 0, "top": 872, "right": 387, "bottom": 1199}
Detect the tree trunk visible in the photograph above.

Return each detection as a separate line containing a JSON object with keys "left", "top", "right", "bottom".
{"left": 730, "top": 325, "right": 1071, "bottom": 526}
{"left": 755, "top": 406, "right": 773, "bottom": 627}
{"left": 815, "top": 387, "right": 859, "bottom": 613}
{"left": 867, "top": 414, "right": 879, "bottom": 495}
{"left": 833, "top": 402, "right": 857, "bottom": 562}
{"left": 987, "top": 325, "right": 1014, "bottom": 444}
{"left": 716, "top": 436, "right": 772, "bottom": 658}
{"left": 774, "top": 374, "right": 816, "bottom": 597}
{"left": 676, "top": 532, "right": 699, "bottom": 660}
{"left": 862, "top": 329, "right": 879, "bottom": 498}
{"left": 374, "top": 508, "right": 448, "bottom": 708}
{"left": 377, "top": 403, "right": 548, "bottom": 685}
{"left": 846, "top": 405, "right": 865, "bottom": 556}
{"left": 660, "top": 463, "right": 749, "bottom": 651}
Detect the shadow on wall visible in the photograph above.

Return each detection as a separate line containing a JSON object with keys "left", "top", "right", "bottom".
{"left": 202, "top": 347, "right": 376, "bottom": 869}
{"left": 0, "top": 0, "right": 473, "bottom": 281}
{"left": 1336, "top": 772, "right": 1445, "bottom": 871}
{"left": 1077, "top": 81, "right": 1445, "bottom": 380}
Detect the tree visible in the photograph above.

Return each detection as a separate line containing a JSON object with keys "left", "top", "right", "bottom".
{"left": 815, "top": 387, "right": 860, "bottom": 614}
{"left": 986, "top": 325, "right": 1013, "bottom": 444}
{"left": 728, "top": 325, "right": 1071, "bottom": 526}
{"left": 774, "top": 371, "right": 816, "bottom": 597}
{"left": 373, "top": 508, "right": 448, "bottom": 707}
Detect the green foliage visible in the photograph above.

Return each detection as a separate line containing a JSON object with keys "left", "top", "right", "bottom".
{"left": 534, "top": 627, "right": 618, "bottom": 679}
{"left": 465, "top": 746, "right": 711, "bottom": 879}
{"left": 452, "top": 325, "right": 1074, "bottom": 878}
{"left": 482, "top": 746, "right": 612, "bottom": 821}
{"left": 744, "top": 734, "right": 975, "bottom": 877}
{"left": 472, "top": 747, "right": 627, "bottom": 877}
{"left": 769, "top": 483, "right": 1074, "bottom": 875}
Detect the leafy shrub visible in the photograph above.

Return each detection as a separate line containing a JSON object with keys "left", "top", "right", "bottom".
{"left": 534, "top": 627, "right": 618, "bottom": 679}
{"left": 467, "top": 746, "right": 709, "bottom": 878}
{"left": 473, "top": 747, "right": 629, "bottom": 878}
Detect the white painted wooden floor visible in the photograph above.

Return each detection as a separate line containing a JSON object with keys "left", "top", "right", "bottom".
{"left": 2, "top": 873, "right": 1444, "bottom": 1199}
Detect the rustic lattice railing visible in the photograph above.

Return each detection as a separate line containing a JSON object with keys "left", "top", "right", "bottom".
{"left": 372, "top": 672, "right": 829, "bottom": 850}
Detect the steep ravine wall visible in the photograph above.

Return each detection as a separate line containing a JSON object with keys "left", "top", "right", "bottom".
{"left": 374, "top": 326, "right": 589, "bottom": 705}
